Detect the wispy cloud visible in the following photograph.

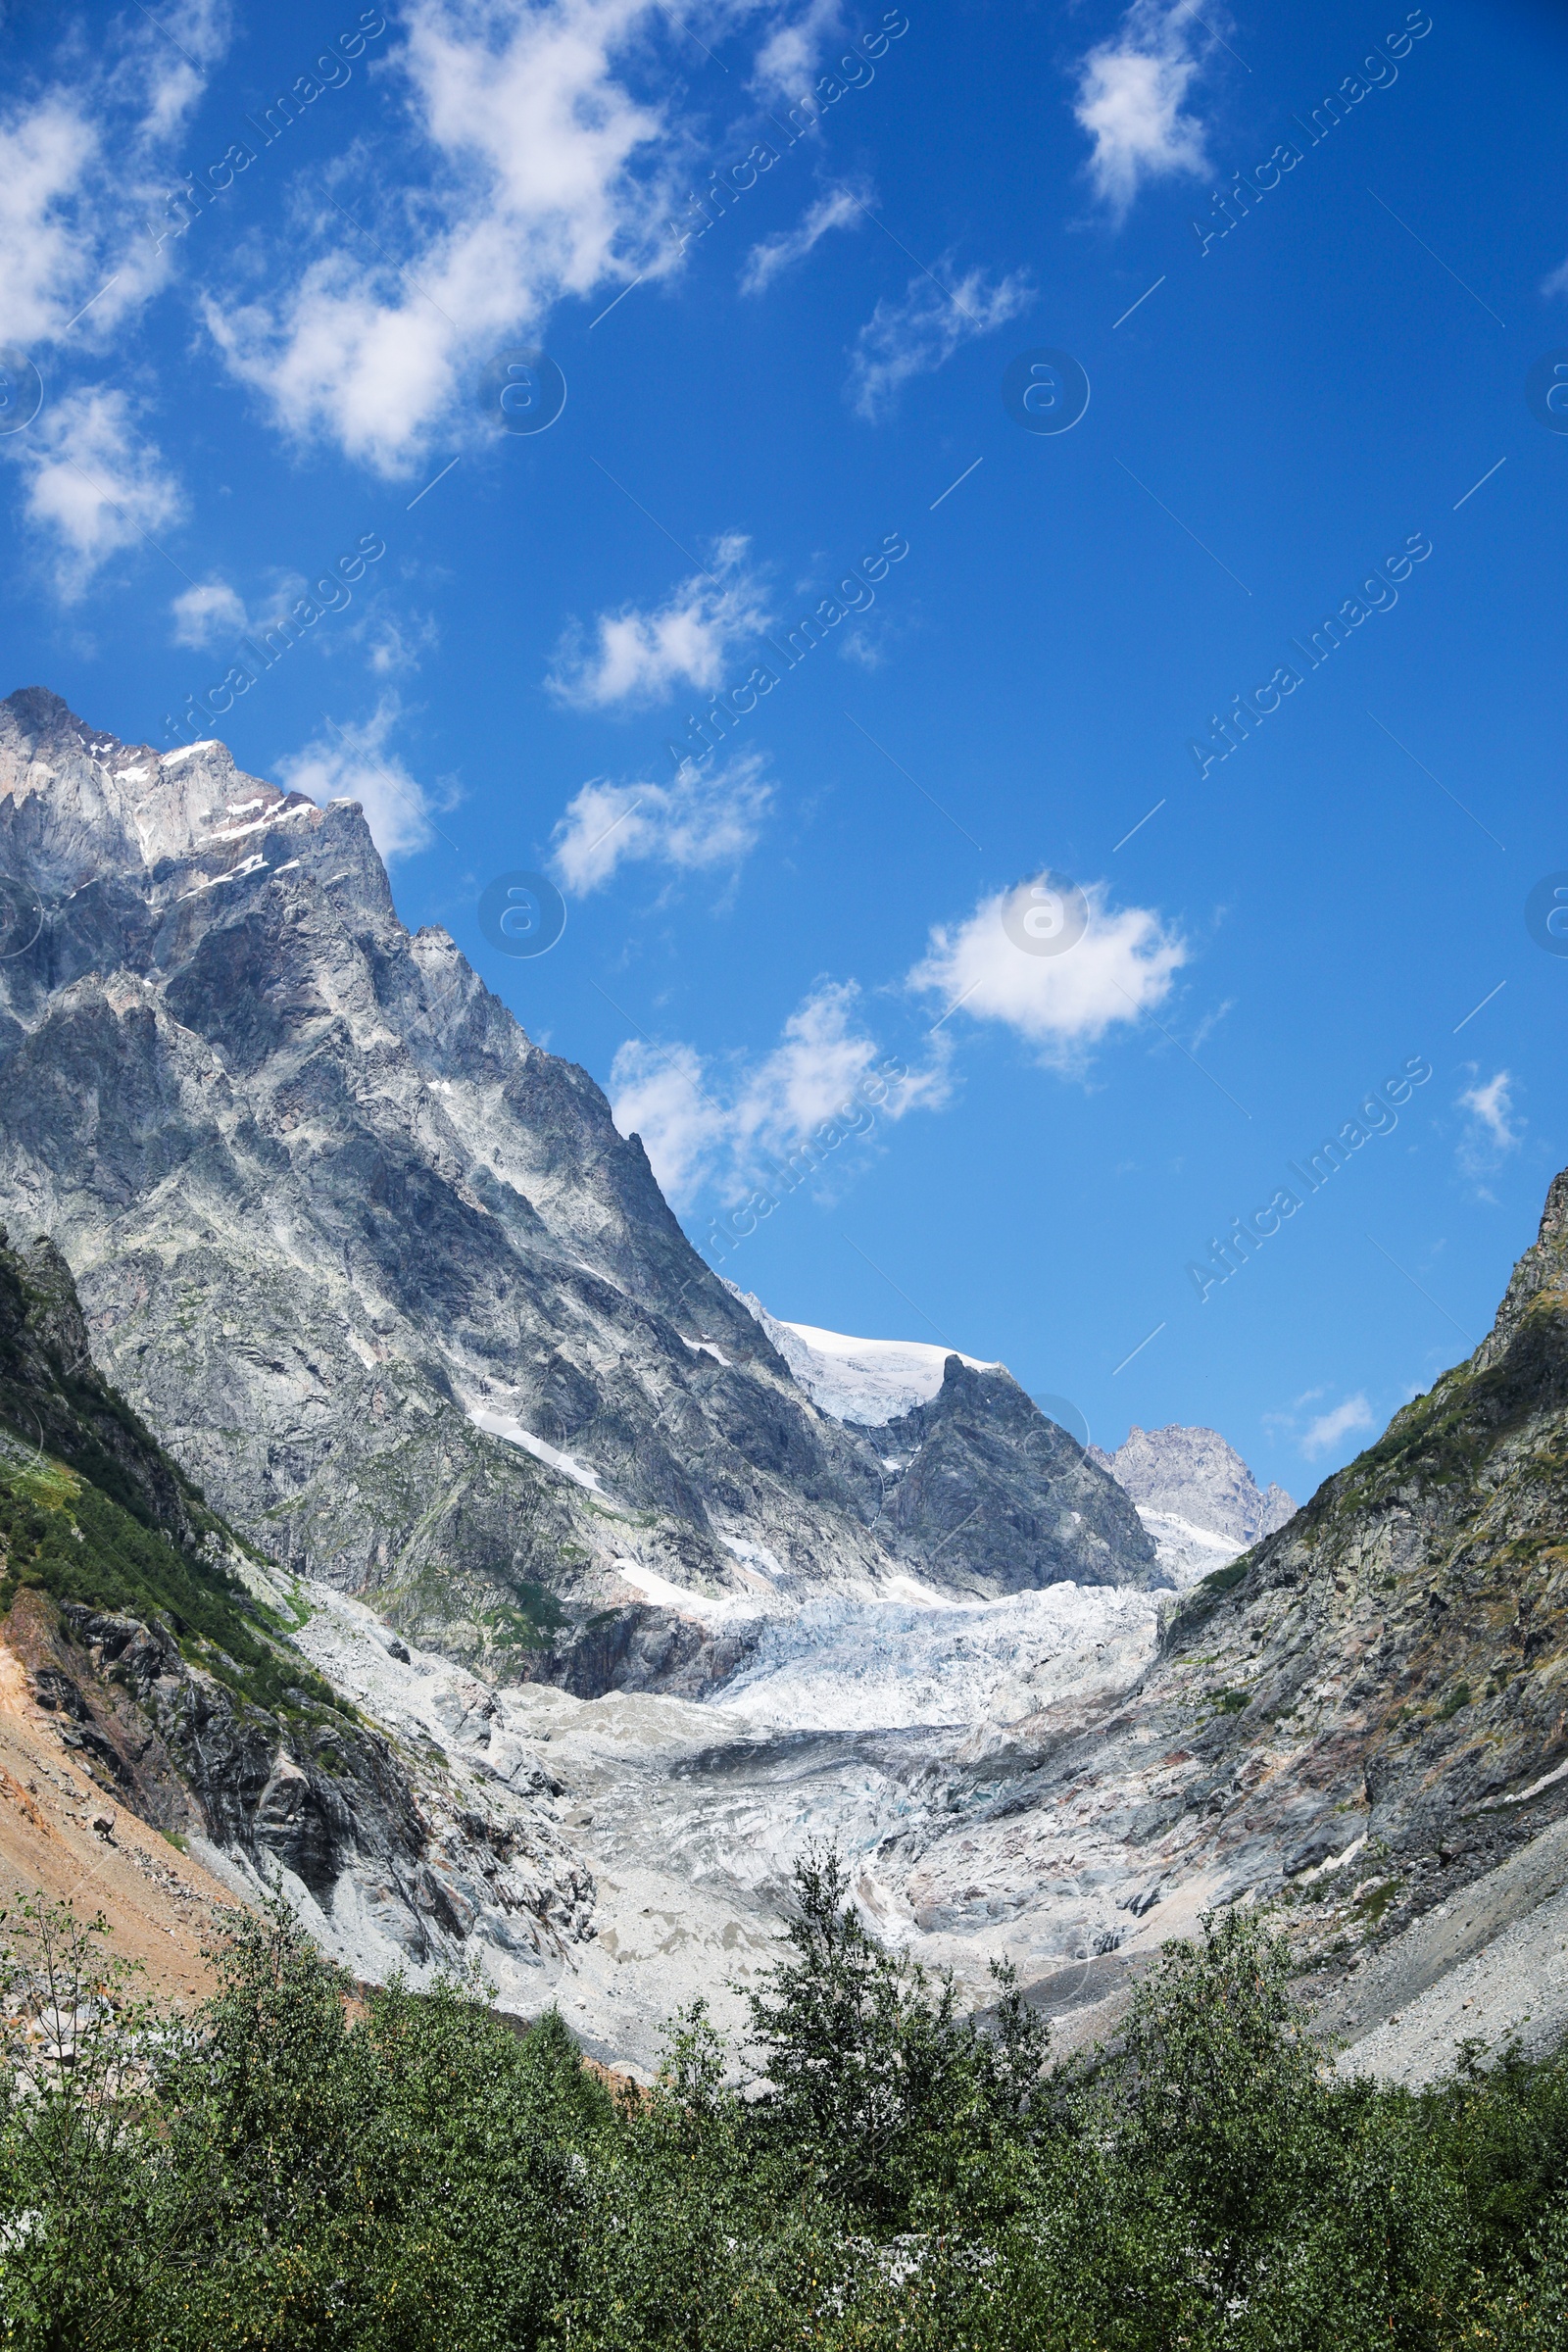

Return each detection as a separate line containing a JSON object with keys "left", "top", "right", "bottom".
{"left": 848, "top": 261, "right": 1031, "bottom": 419}
{"left": 1458, "top": 1068, "right": 1520, "bottom": 1151}
{"left": 1073, "top": 0, "right": 1213, "bottom": 218}
{"left": 1299, "top": 1393, "right": 1375, "bottom": 1459}
{"left": 741, "top": 182, "right": 867, "bottom": 294}
{"left": 752, "top": 0, "right": 848, "bottom": 99}
{"left": 1456, "top": 1067, "right": 1522, "bottom": 1191}
{"left": 0, "top": 5, "right": 233, "bottom": 595}
{"left": 171, "top": 578, "right": 248, "bottom": 648}
{"left": 906, "top": 878, "right": 1185, "bottom": 1067}
{"left": 275, "top": 698, "right": 433, "bottom": 862}
{"left": 547, "top": 535, "right": 767, "bottom": 710}
{"left": 610, "top": 978, "right": 947, "bottom": 1209}
{"left": 550, "top": 752, "right": 772, "bottom": 893}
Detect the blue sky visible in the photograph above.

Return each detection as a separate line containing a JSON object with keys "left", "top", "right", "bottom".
{"left": 3, "top": 0, "right": 1566, "bottom": 1495}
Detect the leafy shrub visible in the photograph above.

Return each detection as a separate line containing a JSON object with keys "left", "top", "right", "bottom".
{"left": 1, "top": 1860, "right": 1566, "bottom": 2349}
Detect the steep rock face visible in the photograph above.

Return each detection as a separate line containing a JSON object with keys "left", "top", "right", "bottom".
{"left": 873, "top": 1356, "right": 1164, "bottom": 1596}
{"left": 0, "top": 1222, "right": 594, "bottom": 1994}
{"left": 0, "top": 690, "right": 1159, "bottom": 1681}
{"left": 1092, "top": 1423, "right": 1296, "bottom": 1547}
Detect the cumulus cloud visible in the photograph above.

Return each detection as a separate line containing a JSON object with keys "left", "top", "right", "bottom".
{"left": 551, "top": 752, "right": 772, "bottom": 893}
{"left": 16, "top": 390, "right": 183, "bottom": 600}
{"left": 608, "top": 1040, "right": 732, "bottom": 1207}
{"left": 741, "top": 182, "right": 866, "bottom": 294}
{"left": 1299, "top": 1393, "right": 1375, "bottom": 1459}
{"left": 0, "top": 6, "right": 234, "bottom": 592}
{"left": 275, "top": 699, "right": 433, "bottom": 861}
{"left": 1542, "top": 256, "right": 1568, "bottom": 299}
{"left": 203, "top": 0, "right": 685, "bottom": 475}
{"left": 1073, "top": 0, "right": 1212, "bottom": 217}
{"left": 610, "top": 979, "right": 947, "bottom": 1209}
{"left": 848, "top": 261, "right": 1031, "bottom": 419}
{"left": 171, "top": 578, "right": 248, "bottom": 648}
{"left": 0, "top": 96, "right": 104, "bottom": 345}
{"left": 906, "top": 876, "right": 1186, "bottom": 1066}
{"left": 547, "top": 536, "right": 767, "bottom": 709}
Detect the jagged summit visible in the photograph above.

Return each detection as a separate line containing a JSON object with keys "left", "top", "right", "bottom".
{"left": 1092, "top": 1422, "right": 1295, "bottom": 1548}
{"left": 0, "top": 685, "right": 322, "bottom": 876}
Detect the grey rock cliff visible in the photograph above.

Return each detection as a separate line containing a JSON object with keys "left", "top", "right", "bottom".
{"left": 872, "top": 1356, "right": 1164, "bottom": 1595}
{"left": 0, "top": 1219, "right": 593, "bottom": 2000}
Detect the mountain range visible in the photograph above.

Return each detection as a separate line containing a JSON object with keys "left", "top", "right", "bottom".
{"left": 2, "top": 685, "right": 1565, "bottom": 2085}
{"left": 0, "top": 687, "right": 1162, "bottom": 1677}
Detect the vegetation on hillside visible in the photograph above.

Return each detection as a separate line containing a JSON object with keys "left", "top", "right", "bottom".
{"left": 0, "top": 1449, "right": 350, "bottom": 1732}
{"left": 0, "top": 1852, "right": 1565, "bottom": 2350}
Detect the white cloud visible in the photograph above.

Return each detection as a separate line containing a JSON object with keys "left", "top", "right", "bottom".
{"left": 1299, "top": 1394, "right": 1375, "bottom": 1459}
{"left": 608, "top": 1040, "right": 732, "bottom": 1206}
{"left": 906, "top": 877, "right": 1185, "bottom": 1066}
{"left": 274, "top": 699, "right": 432, "bottom": 862}
{"left": 1073, "top": 0, "right": 1212, "bottom": 218}
{"left": 610, "top": 979, "right": 947, "bottom": 1209}
{"left": 1457, "top": 1068, "right": 1522, "bottom": 1189}
{"left": 356, "top": 607, "right": 442, "bottom": 676}
{"left": 741, "top": 183, "right": 866, "bottom": 294}
{"left": 204, "top": 0, "right": 680, "bottom": 474}
{"left": 0, "top": 4, "right": 230, "bottom": 347}
{"left": 16, "top": 390, "right": 182, "bottom": 600}
{"left": 752, "top": 0, "right": 846, "bottom": 98}
{"left": 1458, "top": 1069, "right": 1520, "bottom": 1152}
{"left": 848, "top": 262, "right": 1031, "bottom": 420}
{"left": 547, "top": 536, "right": 767, "bottom": 709}
{"left": 1543, "top": 256, "right": 1568, "bottom": 298}
{"left": 0, "top": 8, "right": 234, "bottom": 593}
{"left": 551, "top": 752, "right": 772, "bottom": 893}
{"left": 171, "top": 578, "right": 248, "bottom": 648}
{"left": 0, "top": 96, "right": 102, "bottom": 345}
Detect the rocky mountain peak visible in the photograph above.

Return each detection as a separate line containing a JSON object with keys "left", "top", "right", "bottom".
{"left": 1091, "top": 1422, "right": 1295, "bottom": 1547}
{"left": 1477, "top": 1164, "right": 1568, "bottom": 1370}
{"left": 0, "top": 686, "right": 330, "bottom": 883}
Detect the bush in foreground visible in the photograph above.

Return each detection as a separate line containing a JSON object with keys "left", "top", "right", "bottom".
{"left": 0, "top": 1860, "right": 1566, "bottom": 2349}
